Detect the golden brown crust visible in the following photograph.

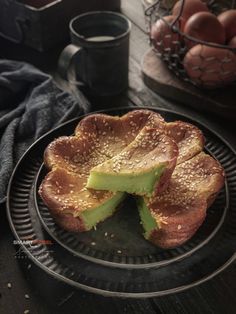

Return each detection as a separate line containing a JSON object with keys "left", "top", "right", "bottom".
{"left": 75, "top": 110, "right": 166, "bottom": 158}
{"left": 147, "top": 152, "right": 225, "bottom": 248}
{"left": 150, "top": 198, "right": 207, "bottom": 248}
{"left": 39, "top": 167, "right": 114, "bottom": 211}
{"left": 166, "top": 121, "right": 205, "bottom": 164}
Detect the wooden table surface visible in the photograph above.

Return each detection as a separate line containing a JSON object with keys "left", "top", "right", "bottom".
{"left": 0, "top": 1, "right": 236, "bottom": 313}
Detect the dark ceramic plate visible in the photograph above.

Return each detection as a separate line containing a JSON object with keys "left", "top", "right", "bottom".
{"left": 7, "top": 107, "right": 236, "bottom": 297}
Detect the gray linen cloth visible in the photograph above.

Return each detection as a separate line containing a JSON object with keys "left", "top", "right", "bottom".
{"left": 0, "top": 60, "right": 90, "bottom": 203}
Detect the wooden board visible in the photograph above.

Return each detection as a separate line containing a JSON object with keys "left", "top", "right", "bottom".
{"left": 142, "top": 49, "right": 236, "bottom": 120}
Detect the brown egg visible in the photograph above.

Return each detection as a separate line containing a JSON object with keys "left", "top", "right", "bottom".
{"left": 228, "top": 36, "right": 236, "bottom": 49}
{"left": 184, "top": 12, "right": 226, "bottom": 49}
{"left": 150, "top": 15, "right": 182, "bottom": 54}
{"left": 183, "top": 44, "right": 236, "bottom": 87}
{"left": 218, "top": 10, "right": 236, "bottom": 42}
{"left": 172, "top": 0, "right": 209, "bottom": 29}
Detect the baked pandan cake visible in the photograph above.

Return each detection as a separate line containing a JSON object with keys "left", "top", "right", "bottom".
{"left": 137, "top": 152, "right": 225, "bottom": 248}
{"left": 87, "top": 127, "right": 178, "bottom": 196}
{"left": 39, "top": 110, "right": 167, "bottom": 232}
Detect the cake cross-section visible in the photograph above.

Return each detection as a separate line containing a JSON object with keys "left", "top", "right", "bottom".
{"left": 87, "top": 127, "right": 178, "bottom": 196}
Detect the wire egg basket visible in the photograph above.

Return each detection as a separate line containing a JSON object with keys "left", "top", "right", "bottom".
{"left": 142, "top": 0, "right": 236, "bottom": 88}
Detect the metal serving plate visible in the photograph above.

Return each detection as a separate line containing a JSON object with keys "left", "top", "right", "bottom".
{"left": 7, "top": 107, "right": 236, "bottom": 298}
{"left": 34, "top": 157, "right": 227, "bottom": 269}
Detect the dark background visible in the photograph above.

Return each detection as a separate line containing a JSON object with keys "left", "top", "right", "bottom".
{"left": 1, "top": 0, "right": 236, "bottom": 313}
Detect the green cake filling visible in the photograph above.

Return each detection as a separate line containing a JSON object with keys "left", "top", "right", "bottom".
{"left": 137, "top": 197, "right": 158, "bottom": 238}
{"left": 87, "top": 166, "right": 165, "bottom": 196}
{"left": 80, "top": 192, "right": 126, "bottom": 230}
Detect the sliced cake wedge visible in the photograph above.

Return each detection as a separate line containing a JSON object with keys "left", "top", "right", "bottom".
{"left": 87, "top": 127, "right": 178, "bottom": 196}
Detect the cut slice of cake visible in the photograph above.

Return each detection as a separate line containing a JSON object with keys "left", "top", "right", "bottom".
{"left": 87, "top": 127, "right": 178, "bottom": 196}
{"left": 137, "top": 152, "right": 225, "bottom": 248}
{"left": 84, "top": 119, "right": 204, "bottom": 198}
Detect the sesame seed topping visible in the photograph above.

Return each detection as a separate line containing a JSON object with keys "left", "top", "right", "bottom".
{"left": 41, "top": 112, "right": 223, "bottom": 238}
